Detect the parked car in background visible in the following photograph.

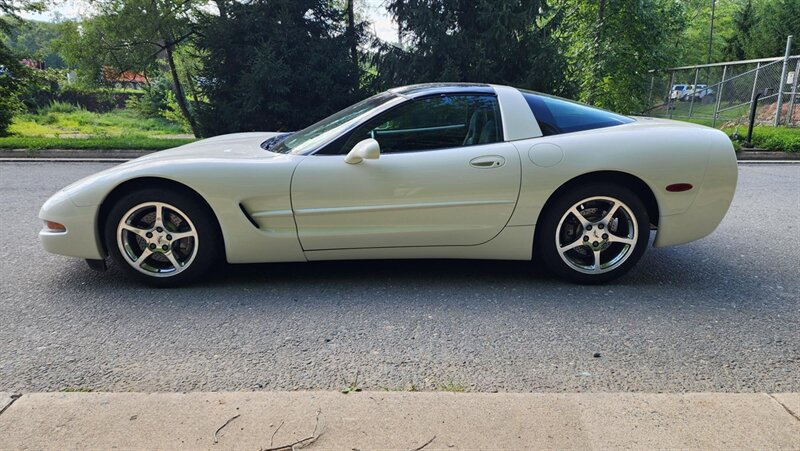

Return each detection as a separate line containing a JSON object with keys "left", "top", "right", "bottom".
{"left": 669, "top": 84, "right": 688, "bottom": 101}
{"left": 683, "top": 84, "right": 715, "bottom": 102}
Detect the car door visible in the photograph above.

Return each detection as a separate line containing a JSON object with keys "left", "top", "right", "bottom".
{"left": 290, "top": 94, "right": 522, "bottom": 250}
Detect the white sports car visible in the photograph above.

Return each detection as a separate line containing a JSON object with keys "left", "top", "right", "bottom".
{"left": 40, "top": 83, "right": 738, "bottom": 286}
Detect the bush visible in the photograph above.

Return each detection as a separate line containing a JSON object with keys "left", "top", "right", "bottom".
{"left": 38, "top": 100, "right": 84, "bottom": 114}
{"left": 0, "top": 44, "right": 24, "bottom": 136}
{"left": 132, "top": 80, "right": 170, "bottom": 118}
{"left": 731, "top": 126, "right": 800, "bottom": 153}
{"left": 17, "top": 69, "right": 143, "bottom": 113}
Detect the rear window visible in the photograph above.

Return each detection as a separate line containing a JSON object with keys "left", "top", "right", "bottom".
{"left": 522, "top": 91, "right": 634, "bottom": 136}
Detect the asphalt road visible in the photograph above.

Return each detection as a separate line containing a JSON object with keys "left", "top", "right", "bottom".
{"left": 0, "top": 162, "right": 798, "bottom": 393}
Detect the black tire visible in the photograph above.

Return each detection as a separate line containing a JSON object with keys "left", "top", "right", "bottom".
{"left": 535, "top": 183, "right": 650, "bottom": 284}
{"left": 104, "top": 188, "right": 222, "bottom": 287}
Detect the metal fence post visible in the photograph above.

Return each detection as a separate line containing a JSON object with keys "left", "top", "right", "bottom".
{"left": 775, "top": 35, "right": 793, "bottom": 126}
{"left": 750, "top": 62, "right": 761, "bottom": 105}
{"left": 713, "top": 65, "right": 727, "bottom": 128}
{"left": 688, "top": 67, "right": 700, "bottom": 118}
{"left": 786, "top": 58, "right": 799, "bottom": 127}
{"left": 647, "top": 71, "right": 655, "bottom": 109}
{"left": 667, "top": 71, "right": 675, "bottom": 119}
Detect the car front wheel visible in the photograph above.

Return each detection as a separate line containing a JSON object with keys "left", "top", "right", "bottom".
{"left": 104, "top": 188, "right": 221, "bottom": 287}
{"left": 536, "top": 183, "right": 650, "bottom": 284}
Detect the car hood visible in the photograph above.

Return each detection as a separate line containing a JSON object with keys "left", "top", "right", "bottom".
{"left": 55, "top": 132, "right": 294, "bottom": 207}
{"left": 134, "top": 132, "right": 284, "bottom": 162}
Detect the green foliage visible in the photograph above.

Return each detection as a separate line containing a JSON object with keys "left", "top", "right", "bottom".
{"left": 436, "top": 381, "right": 466, "bottom": 392}
{"left": 747, "top": 0, "right": 800, "bottom": 58}
{"left": 11, "top": 108, "right": 186, "bottom": 137}
{"left": 730, "top": 126, "right": 800, "bottom": 153}
{"left": 0, "top": 135, "right": 195, "bottom": 150}
{"left": 722, "top": 0, "right": 755, "bottom": 61}
{"left": 195, "top": 0, "right": 367, "bottom": 135}
{"left": 4, "top": 19, "right": 67, "bottom": 68}
{"left": 675, "top": 0, "right": 799, "bottom": 64}
{"left": 38, "top": 100, "right": 83, "bottom": 114}
{"left": 372, "top": 0, "right": 573, "bottom": 97}
{"left": 53, "top": 0, "right": 203, "bottom": 135}
{"left": 559, "top": 0, "right": 685, "bottom": 114}
{"left": 0, "top": 78, "right": 23, "bottom": 137}
{"left": 0, "top": 38, "right": 24, "bottom": 136}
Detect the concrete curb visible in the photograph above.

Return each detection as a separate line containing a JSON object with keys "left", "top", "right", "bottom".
{"left": 0, "top": 392, "right": 797, "bottom": 450}
{"left": 1, "top": 148, "right": 799, "bottom": 161}
{"left": 737, "top": 150, "right": 800, "bottom": 160}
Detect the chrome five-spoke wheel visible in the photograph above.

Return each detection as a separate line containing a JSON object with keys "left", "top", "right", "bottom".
{"left": 536, "top": 183, "right": 649, "bottom": 284}
{"left": 117, "top": 201, "right": 199, "bottom": 277}
{"left": 556, "top": 196, "right": 638, "bottom": 274}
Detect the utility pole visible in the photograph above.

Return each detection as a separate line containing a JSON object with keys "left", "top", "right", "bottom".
{"left": 706, "top": 0, "right": 716, "bottom": 66}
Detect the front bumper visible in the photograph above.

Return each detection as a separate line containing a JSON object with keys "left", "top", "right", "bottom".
{"left": 39, "top": 190, "right": 105, "bottom": 260}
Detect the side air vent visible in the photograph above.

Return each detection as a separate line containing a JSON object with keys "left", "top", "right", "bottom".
{"left": 239, "top": 203, "right": 260, "bottom": 229}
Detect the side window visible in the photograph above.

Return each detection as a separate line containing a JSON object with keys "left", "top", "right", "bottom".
{"left": 341, "top": 95, "right": 503, "bottom": 154}
{"left": 523, "top": 92, "right": 634, "bottom": 135}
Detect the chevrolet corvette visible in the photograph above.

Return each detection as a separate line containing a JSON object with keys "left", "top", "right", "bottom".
{"left": 39, "top": 83, "right": 738, "bottom": 286}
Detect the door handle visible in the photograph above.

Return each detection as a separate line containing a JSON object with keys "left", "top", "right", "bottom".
{"left": 469, "top": 155, "right": 505, "bottom": 168}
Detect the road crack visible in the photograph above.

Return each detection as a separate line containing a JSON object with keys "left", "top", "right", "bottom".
{"left": 767, "top": 393, "right": 800, "bottom": 424}
{"left": 0, "top": 394, "right": 22, "bottom": 417}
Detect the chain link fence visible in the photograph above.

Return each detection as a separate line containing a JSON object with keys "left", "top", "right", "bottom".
{"left": 643, "top": 52, "right": 800, "bottom": 129}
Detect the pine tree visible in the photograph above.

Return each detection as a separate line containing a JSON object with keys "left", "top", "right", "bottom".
{"left": 195, "top": 0, "right": 368, "bottom": 135}
{"left": 372, "top": 0, "right": 574, "bottom": 97}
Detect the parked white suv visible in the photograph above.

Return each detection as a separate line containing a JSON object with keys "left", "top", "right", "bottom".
{"left": 682, "top": 84, "right": 715, "bottom": 102}
{"left": 669, "top": 84, "right": 688, "bottom": 101}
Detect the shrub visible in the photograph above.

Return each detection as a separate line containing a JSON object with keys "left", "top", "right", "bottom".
{"left": 731, "top": 126, "right": 800, "bottom": 153}
{"left": 38, "top": 100, "right": 84, "bottom": 114}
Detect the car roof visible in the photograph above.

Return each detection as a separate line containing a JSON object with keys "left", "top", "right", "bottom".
{"left": 390, "top": 83, "right": 496, "bottom": 98}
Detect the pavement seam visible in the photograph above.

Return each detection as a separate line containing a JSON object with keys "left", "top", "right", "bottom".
{"left": 767, "top": 393, "right": 800, "bottom": 424}
{"left": 0, "top": 394, "right": 22, "bottom": 417}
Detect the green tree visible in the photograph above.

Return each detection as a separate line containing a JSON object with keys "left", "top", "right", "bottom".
{"left": 747, "top": 0, "right": 799, "bottom": 58}
{"left": 5, "top": 19, "right": 66, "bottom": 68}
{"left": 195, "top": 0, "right": 368, "bottom": 135}
{"left": 722, "top": 0, "right": 754, "bottom": 61}
{"left": 54, "top": 0, "right": 203, "bottom": 136}
{"left": 1, "top": 0, "right": 45, "bottom": 136}
{"left": 373, "top": 0, "right": 572, "bottom": 96}
{"left": 558, "top": 0, "right": 685, "bottom": 113}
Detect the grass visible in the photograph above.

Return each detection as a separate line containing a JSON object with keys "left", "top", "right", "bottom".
{"left": 61, "top": 386, "right": 93, "bottom": 392}
{"left": 0, "top": 106, "right": 196, "bottom": 150}
{"left": 725, "top": 125, "right": 800, "bottom": 152}
{"left": 0, "top": 135, "right": 195, "bottom": 150}
{"left": 436, "top": 381, "right": 467, "bottom": 392}
{"left": 12, "top": 107, "right": 187, "bottom": 137}
{"left": 664, "top": 113, "right": 800, "bottom": 152}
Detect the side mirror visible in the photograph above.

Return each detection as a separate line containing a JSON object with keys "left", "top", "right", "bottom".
{"left": 344, "top": 138, "right": 380, "bottom": 164}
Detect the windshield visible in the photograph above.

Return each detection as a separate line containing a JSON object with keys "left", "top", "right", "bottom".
{"left": 271, "top": 92, "right": 398, "bottom": 154}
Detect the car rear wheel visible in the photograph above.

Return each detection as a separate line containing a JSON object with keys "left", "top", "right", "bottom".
{"left": 536, "top": 183, "right": 649, "bottom": 284}
{"left": 104, "top": 188, "right": 221, "bottom": 287}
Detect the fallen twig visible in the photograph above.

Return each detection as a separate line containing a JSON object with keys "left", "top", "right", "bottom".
{"left": 270, "top": 420, "right": 285, "bottom": 447}
{"left": 410, "top": 435, "right": 436, "bottom": 451}
{"left": 213, "top": 414, "right": 241, "bottom": 444}
{"left": 261, "top": 409, "right": 323, "bottom": 451}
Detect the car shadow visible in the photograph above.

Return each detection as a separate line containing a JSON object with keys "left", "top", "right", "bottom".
{"left": 50, "top": 237, "right": 777, "bottom": 313}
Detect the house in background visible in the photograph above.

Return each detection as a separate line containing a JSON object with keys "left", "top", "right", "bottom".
{"left": 21, "top": 58, "right": 45, "bottom": 70}
{"left": 102, "top": 68, "right": 148, "bottom": 89}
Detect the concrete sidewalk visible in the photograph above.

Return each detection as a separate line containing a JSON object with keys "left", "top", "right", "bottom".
{"left": 0, "top": 392, "right": 798, "bottom": 450}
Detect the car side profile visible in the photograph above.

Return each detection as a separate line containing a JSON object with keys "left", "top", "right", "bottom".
{"left": 39, "top": 83, "right": 738, "bottom": 286}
